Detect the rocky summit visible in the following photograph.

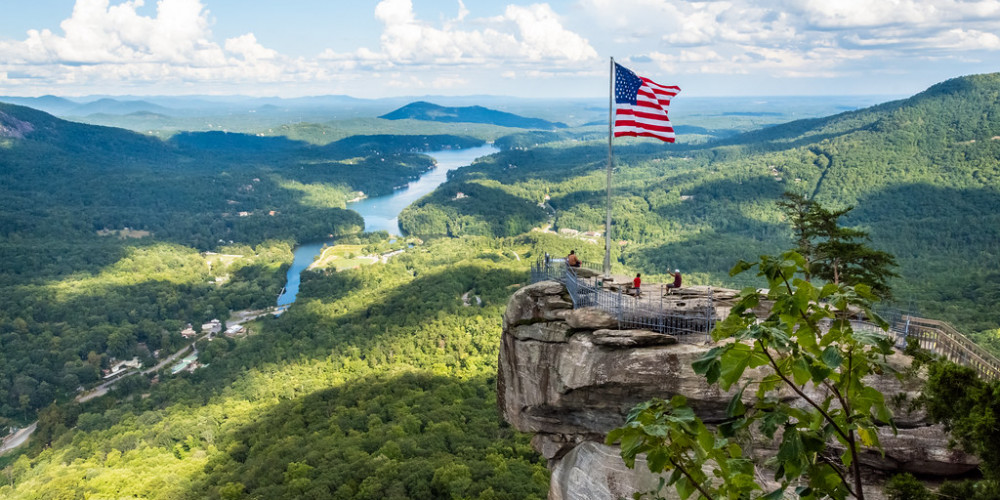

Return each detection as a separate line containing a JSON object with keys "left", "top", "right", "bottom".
{"left": 498, "top": 280, "right": 979, "bottom": 500}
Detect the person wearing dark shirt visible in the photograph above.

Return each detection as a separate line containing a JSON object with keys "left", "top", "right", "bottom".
{"left": 666, "top": 269, "right": 682, "bottom": 291}
{"left": 633, "top": 273, "right": 641, "bottom": 298}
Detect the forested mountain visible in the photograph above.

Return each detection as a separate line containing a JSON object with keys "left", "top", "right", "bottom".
{"left": 380, "top": 101, "right": 568, "bottom": 130}
{"left": 399, "top": 74, "right": 1000, "bottom": 339}
{"left": 69, "top": 98, "right": 172, "bottom": 117}
{"left": 0, "top": 102, "right": 489, "bottom": 423}
{"left": 0, "top": 96, "right": 80, "bottom": 116}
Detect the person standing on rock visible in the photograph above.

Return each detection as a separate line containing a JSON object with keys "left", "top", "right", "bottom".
{"left": 633, "top": 273, "right": 641, "bottom": 298}
{"left": 666, "top": 269, "right": 682, "bottom": 292}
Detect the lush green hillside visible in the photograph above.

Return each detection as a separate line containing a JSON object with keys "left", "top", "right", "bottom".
{"left": 380, "top": 101, "right": 567, "bottom": 130}
{"left": 0, "top": 103, "right": 489, "bottom": 422}
{"left": 0, "top": 236, "right": 549, "bottom": 499}
{"left": 399, "top": 74, "right": 1000, "bottom": 339}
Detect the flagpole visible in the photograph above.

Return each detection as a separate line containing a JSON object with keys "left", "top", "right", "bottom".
{"left": 604, "top": 57, "right": 614, "bottom": 280}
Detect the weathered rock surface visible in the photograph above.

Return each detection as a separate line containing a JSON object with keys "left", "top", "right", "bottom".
{"left": 498, "top": 281, "right": 979, "bottom": 500}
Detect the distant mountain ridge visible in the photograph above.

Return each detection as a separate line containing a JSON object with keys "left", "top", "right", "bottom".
{"left": 380, "top": 101, "right": 568, "bottom": 130}
{"left": 68, "top": 98, "right": 173, "bottom": 116}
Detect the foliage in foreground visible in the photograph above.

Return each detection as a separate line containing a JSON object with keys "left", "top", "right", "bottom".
{"left": 919, "top": 360, "right": 1000, "bottom": 495}
{"left": 870, "top": 350, "right": 995, "bottom": 500}
{"left": 608, "top": 251, "right": 895, "bottom": 499}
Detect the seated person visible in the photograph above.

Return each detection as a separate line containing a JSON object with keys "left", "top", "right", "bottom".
{"left": 566, "top": 250, "right": 581, "bottom": 268}
{"left": 666, "top": 269, "right": 682, "bottom": 291}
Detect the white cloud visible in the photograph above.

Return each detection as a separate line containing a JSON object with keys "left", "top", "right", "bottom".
{"left": 225, "top": 34, "right": 278, "bottom": 63}
{"left": 328, "top": 0, "right": 597, "bottom": 67}
{"left": 2, "top": 0, "right": 999, "bottom": 97}
{"left": 578, "top": 0, "right": 1000, "bottom": 81}
{"left": 791, "top": 0, "right": 1000, "bottom": 29}
{"left": 0, "top": 0, "right": 314, "bottom": 92}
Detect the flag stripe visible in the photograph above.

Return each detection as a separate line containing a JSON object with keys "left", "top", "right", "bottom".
{"left": 613, "top": 63, "right": 678, "bottom": 144}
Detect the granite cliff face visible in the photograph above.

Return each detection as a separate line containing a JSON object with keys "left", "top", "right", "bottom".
{"left": 498, "top": 281, "right": 979, "bottom": 500}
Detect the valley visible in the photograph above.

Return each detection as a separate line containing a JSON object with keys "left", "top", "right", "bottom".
{"left": 1, "top": 78, "right": 998, "bottom": 498}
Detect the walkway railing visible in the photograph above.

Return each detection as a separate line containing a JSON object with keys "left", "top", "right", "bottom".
{"left": 855, "top": 308, "right": 1000, "bottom": 381}
{"left": 532, "top": 257, "right": 715, "bottom": 340}
{"left": 532, "top": 256, "right": 1000, "bottom": 380}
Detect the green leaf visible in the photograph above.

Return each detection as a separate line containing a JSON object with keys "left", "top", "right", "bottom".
{"left": 605, "top": 428, "right": 623, "bottom": 445}
{"left": 791, "top": 286, "right": 812, "bottom": 314}
{"left": 791, "top": 357, "right": 811, "bottom": 386}
{"left": 697, "top": 427, "right": 715, "bottom": 452}
{"left": 675, "top": 475, "right": 694, "bottom": 500}
{"left": 719, "top": 344, "right": 752, "bottom": 389}
{"left": 759, "top": 410, "right": 788, "bottom": 439}
{"left": 725, "top": 383, "right": 747, "bottom": 418}
{"left": 729, "top": 259, "right": 757, "bottom": 277}
{"left": 620, "top": 432, "right": 646, "bottom": 458}
{"left": 692, "top": 348, "right": 723, "bottom": 384}
{"left": 807, "top": 362, "right": 832, "bottom": 383}
{"left": 820, "top": 345, "right": 843, "bottom": 369}
{"left": 777, "top": 426, "right": 807, "bottom": 479}
{"left": 646, "top": 448, "right": 670, "bottom": 473}
{"left": 762, "top": 488, "right": 787, "bottom": 500}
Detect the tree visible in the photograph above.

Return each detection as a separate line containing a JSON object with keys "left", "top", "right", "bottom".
{"left": 777, "top": 193, "right": 898, "bottom": 299}
{"left": 608, "top": 251, "right": 896, "bottom": 500}
{"left": 921, "top": 362, "right": 1000, "bottom": 482}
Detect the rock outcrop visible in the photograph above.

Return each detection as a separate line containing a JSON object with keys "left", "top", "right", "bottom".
{"left": 498, "top": 281, "right": 979, "bottom": 500}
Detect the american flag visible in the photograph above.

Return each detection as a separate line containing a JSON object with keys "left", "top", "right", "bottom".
{"left": 613, "top": 63, "right": 680, "bottom": 143}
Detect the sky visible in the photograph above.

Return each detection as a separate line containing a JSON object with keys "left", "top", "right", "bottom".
{"left": 0, "top": 0, "right": 998, "bottom": 98}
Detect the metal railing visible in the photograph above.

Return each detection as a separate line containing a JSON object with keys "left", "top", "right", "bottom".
{"left": 854, "top": 308, "right": 1000, "bottom": 381}
{"left": 532, "top": 256, "right": 1000, "bottom": 380}
{"left": 532, "top": 257, "right": 715, "bottom": 340}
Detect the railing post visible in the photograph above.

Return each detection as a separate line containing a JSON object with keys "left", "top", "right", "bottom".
{"left": 707, "top": 288, "right": 715, "bottom": 338}
{"left": 617, "top": 288, "right": 623, "bottom": 329}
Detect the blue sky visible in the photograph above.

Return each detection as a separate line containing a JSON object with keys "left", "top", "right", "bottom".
{"left": 1, "top": 0, "right": 999, "bottom": 98}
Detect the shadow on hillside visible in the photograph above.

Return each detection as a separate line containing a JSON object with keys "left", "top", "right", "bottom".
{"left": 185, "top": 371, "right": 547, "bottom": 498}
{"left": 197, "top": 263, "right": 526, "bottom": 372}
{"left": 319, "top": 134, "right": 484, "bottom": 157}
{"left": 0, "top": 237, "right": 133, "bottom": 283}
{"left": 853, "top": 182, "right": 1000, "bottom": 260}
{"left": 403, "top": 182, "right": 548, "bottom": 237}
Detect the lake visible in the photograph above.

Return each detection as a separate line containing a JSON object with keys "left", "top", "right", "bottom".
{"left": 276, "top": 144, "right": 498, "bottom": 307}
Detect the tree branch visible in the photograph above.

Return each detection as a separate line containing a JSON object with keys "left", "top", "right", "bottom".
{"left": 759, "top": 341, "right": 850, "bottom": 444}
{"left": 817, "top": 454, "right": 857, "bottom": 498}
{"left": 668, "top": 457, "right": 716, "bottom": 500}
{"left": 846, "top": 349, "right": 865, "bottom": 500}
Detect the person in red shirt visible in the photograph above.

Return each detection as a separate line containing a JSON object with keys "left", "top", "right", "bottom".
{"left": 633, "top": 273, "right": 641, "bottom": 298}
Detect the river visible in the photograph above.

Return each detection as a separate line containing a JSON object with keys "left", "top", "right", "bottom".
{"left": 275, "top": 144, "right": 498, "bottom": 307}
